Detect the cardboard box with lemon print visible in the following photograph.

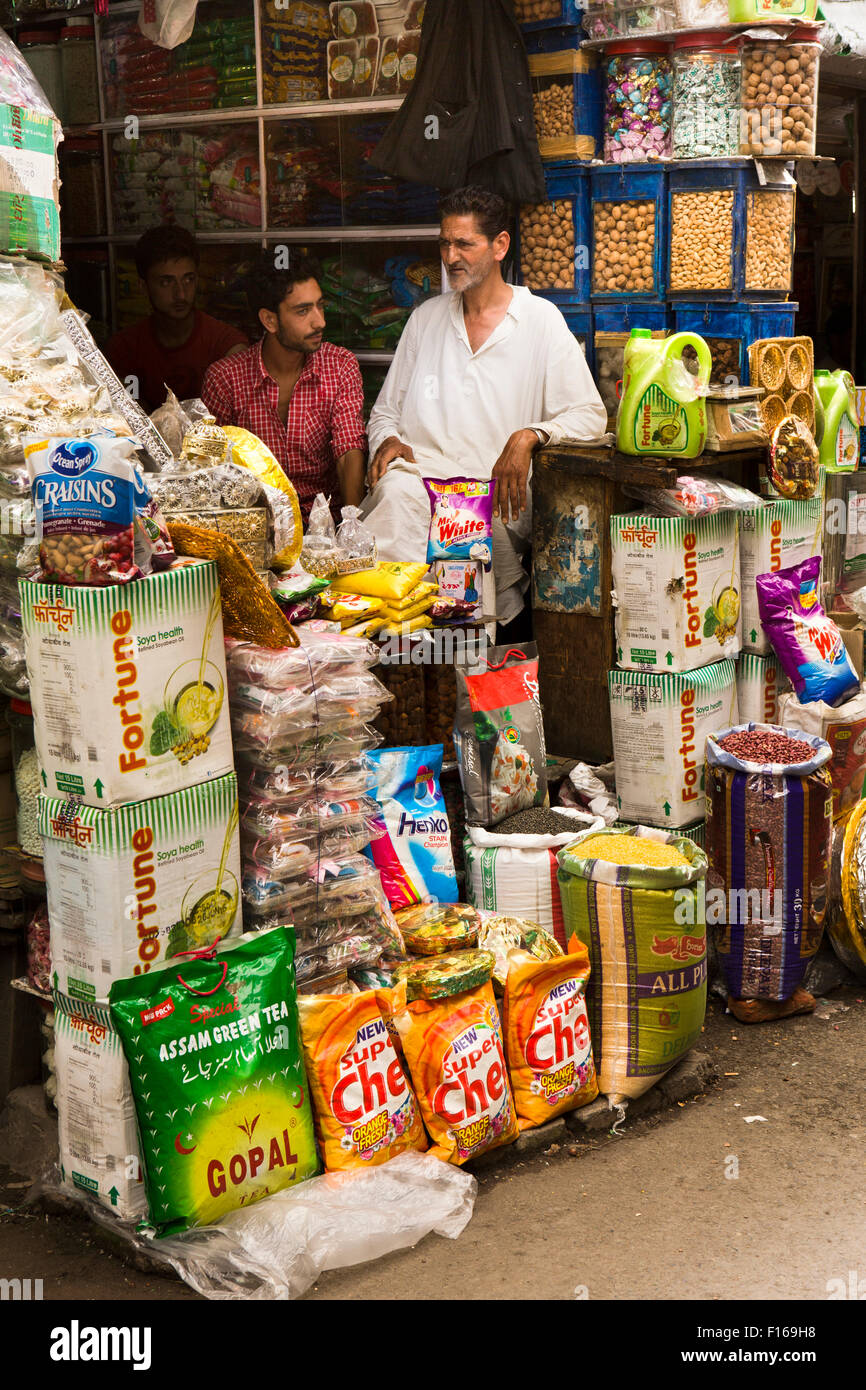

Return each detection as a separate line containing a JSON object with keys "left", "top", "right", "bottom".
{"left": 611, "top": 511, "right": 741, "bottom": 674}
{"left": 21, "top": 561, "right": 234, "bottom": 809}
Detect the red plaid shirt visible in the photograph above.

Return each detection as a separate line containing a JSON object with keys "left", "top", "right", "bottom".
{"left": 201, "top": 339, "right": 367, "bottom": 517}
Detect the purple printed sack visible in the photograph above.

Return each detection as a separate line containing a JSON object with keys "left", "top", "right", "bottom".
{"left": 756, "top": 554, "right": 859, "bottom": 708}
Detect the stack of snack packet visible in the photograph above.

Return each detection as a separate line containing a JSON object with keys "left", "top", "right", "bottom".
{"left": 227, "top": 627, "right": 408, "bottom": 993}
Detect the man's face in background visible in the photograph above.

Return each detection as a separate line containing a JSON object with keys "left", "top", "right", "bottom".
{"left": 143, "top": 256, "right": 198, "bottom": 320}
{"left": 260, "top": 279, "right": 326, "bottom": 354}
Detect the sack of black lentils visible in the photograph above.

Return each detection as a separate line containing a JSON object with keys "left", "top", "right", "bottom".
{"left": 705, "top": 723, "right": 833, "bottom": 1003}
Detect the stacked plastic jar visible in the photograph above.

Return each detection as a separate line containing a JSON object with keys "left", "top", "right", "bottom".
{"left": 227, "top": 629, "right": 406, "bottom": 994}
{"left": 672, "top": 33, "right": 741, "bottom": 160}
{"left": 740, "top": 25, "right": 821, "bottom": 158}
{"left": 604, "top": 40, "right": 672, "bottom": 163}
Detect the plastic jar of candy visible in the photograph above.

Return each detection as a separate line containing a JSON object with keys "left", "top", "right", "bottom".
{"left": 59, "top": 21, "right": 99, "bottom": 127}
{"left": 740, "top": 26, "right": 821, "bottom": 158}
{"left": 17, "top": 30, "right": 65, "bottom": 123}
{"left": 672, "top": 33, "right": 741, "bottom": 160}
{"left": 604, "top": 41, "right": 672, "bottom": 164}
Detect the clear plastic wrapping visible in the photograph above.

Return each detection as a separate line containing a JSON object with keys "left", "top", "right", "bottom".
{"left": 230, "top": 671, "right": 391, "bottom": 726}
{"left": 238, "top": 756, "right": 372, "bottom": 805}
{"left": 241, "top": 817, "right": 381, "bottom": 879}
{"left": 226, "top": 630, "right": 380, "bottom": 685}
{"left": 241, "top": 792, "right": 380, "bottom": 841}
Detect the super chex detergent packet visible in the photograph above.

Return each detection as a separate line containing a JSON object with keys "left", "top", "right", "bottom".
{"left": 109, "top": 926, "right": 319, "bottom": 1236}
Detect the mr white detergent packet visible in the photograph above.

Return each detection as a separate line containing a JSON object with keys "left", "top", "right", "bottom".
{"left": 608, "top": 660, "right": 738, "bottom": 827}
{"left": 42, "top": 772, "right": 241, "bottom": 1004}
{"left": 610, "top": 511, "right": 741, "bottom": 673}
{"left": 739, "top": 489, "right": 823, "bottom": 654}
{"left": 21, "top": 560, "right": 234, "bottom": 808}
{"left": 364, "top": 744, "right": 458, "bottom": 910}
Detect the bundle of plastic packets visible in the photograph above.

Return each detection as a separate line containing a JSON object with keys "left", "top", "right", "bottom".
{"left": 227, "top": 628, "right": 408, "bottom": 992}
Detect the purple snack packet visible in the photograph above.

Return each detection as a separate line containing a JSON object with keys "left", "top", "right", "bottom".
{"left": 756, "top": 554, "right": 859, "bottom": 708}
{"left": 424, "top": 477, "right": 494, "bottom": 562}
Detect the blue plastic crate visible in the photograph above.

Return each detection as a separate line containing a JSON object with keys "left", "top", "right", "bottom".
{"left": 529, "top": 49, "right": 602, "bottom": 160}
{"left": 589, "top": 163, "right": 668, "bottom": 300}
{"left": 671, "top": 300, "right": 799, "bottom": 386}
{"left": 516, "top": 0, "right": 584, "bottom": 33}
{"left": 668, "top": 159, "right": 796, "bottom": 301}
{"left": 517, "top": 162, "right": 591, "bottom": 302}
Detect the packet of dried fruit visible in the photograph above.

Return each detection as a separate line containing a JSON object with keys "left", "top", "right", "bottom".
{"left": 25, "top": 433, "right": 174, "bottom": 586}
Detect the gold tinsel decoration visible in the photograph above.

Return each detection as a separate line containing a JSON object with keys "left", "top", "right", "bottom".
{"left": 167, "top": 520, "right": 298, "bottom": 649}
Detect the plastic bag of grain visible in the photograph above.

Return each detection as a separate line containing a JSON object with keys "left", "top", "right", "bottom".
{"left": 778, "top": 688, "right": 866, "bottom": 824}
{"left": 557, "top": 826, "right": 708, "bottom": 1105}
{"left": 54, "top": 990, "right": 146, "bottom": 1222}
{"left": 463, "top": 807, "right": 603, "bottom": 951}
{"left": 705, "top": 724, "right": 832, "bottom": 1006}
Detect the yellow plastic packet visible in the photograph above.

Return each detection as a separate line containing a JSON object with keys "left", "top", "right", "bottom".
{"left": 329, "top": 562, "right": 429, "bottom": 602}
{"left": 223, "top": 426, "right": 303, "bottom": 569}
{"left": 379, "top": 595, "right": 436, "bottom": 624}
{"left": 343, "top": 617, "right": 387, "bottom": 638}
{"left": 323, "top": 593, "right": 384, "bottom": 626}
{"left": 388, "top": 581, "right": 438, "bottom": 613}
{"left": 378, "top": 614, "right": 433, "bottom": 637}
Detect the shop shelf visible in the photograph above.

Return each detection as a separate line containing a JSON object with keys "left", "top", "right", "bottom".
{"left": 667, "top": 158, "right": 796, "bottom": 300}
{"left": 589, "top": 162, "right": 667, "bottom": 300}
{"left": 671, "top": 300, "right": 799, "bottom": 386}
{"left": 533, "top": 295, "right": 594, "bottom": 372}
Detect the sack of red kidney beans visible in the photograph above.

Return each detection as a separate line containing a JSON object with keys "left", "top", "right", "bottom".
{"left": 25, "top": 434, "right": 174, "bottom": 586}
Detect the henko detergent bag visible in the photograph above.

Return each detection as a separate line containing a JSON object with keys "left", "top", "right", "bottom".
{"left": 364, "top": 745, "right": 458, "bottom": 910}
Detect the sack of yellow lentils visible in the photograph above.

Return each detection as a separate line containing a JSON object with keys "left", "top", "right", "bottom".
{"left": 557, "top": 826, "right": 708, "bottom": 1105}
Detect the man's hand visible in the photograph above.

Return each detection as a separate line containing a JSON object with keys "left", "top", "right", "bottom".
{"left": 368, "top": 435, "right": 416, "bottom": 488}
{"left": 492, "top": 429, "right": 538, "bottom": 525}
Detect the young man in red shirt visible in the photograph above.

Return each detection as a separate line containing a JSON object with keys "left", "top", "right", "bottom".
{"left": 201, "top": 252, "right": 366, "bottom": 519}
{"left": 106, "top": 225, "right": 248, "bottom": 413}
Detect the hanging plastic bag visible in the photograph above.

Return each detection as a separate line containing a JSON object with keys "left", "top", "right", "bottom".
{"left": 336, "top": 505, "right": 377, "bottom": 568}
{"left": 454, "top": 643, "right": 548, "bottom": 828}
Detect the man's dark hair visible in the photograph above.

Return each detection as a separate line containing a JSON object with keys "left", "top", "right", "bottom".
{"left": 245, "top": 250, "right": 322, "bottom": 317}
{"left": 134, "top": 224, "right": 199, "bottom": 280}
{"left": 439, "top": 186, "right": 511, "bottom": 241}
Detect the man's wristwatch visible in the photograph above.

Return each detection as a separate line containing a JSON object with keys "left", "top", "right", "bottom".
{"left": 531, "top": 428, "right": 549, "bottom": 449}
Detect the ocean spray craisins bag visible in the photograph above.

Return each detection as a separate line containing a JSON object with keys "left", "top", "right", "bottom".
{"left": 297, "top": 984, "right": 427, "bottom": 1171}
{"left": 454, "top": 643, "right": 548, "bottom": 828}
{"left": 109, "top": 927, "right": 319, "bottom": 1236}
{"left": 26, "top": 434, "right": 174, "bottom": 585}
{"left": 364, "top": 745, "right": 458, "bottom": 910}
{"left": 756, "top": 554, "right": 859, "bottom": 708}
{"left": 424, "top": 477, "right": 494, "bottom": 563}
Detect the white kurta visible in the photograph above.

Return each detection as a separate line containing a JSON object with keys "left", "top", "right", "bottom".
{"left": 362, "top": 285, "right": 608, "bottom": 625}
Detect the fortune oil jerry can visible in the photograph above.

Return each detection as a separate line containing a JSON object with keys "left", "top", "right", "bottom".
{"left": 814, "top": 369, "right": 859, "bottom": 472}
{"left": 616, "top": 329, "right": 712, "bottom": 458}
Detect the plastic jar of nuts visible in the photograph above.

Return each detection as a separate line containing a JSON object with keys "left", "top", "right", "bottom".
{"left": 519, "top": 197, "right": 577, "bottom": 291}
{"left": 745, "top": 187, "right": 795, "bottom": 293}
{"left": 740, "top": 27, "right": 820, "bottom": 158}
{"left": 672, "top": 33, "right": 740, "bottom": 160}
{"left": 669, "top": 186, "right": 735, "bottom": 292}
{"left": 513, "top": 0, "right": 581, "bottom": 21}
{"left": 529, "top": 51, "right": 601, "bottom": 161}
{"left": 592, "top": 198, "right": 657, "bottom": 296}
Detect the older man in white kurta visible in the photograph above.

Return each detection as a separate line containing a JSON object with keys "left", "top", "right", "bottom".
{"left": 362, "top": 281, "right": 607, "bottom": 625}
